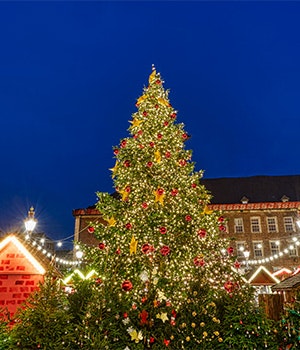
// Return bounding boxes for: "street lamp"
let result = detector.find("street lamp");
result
[243,247,250,270]
[24,207,37,237]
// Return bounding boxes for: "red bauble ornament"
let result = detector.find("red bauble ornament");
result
[155,79,161,85]
[160,245,170,256]
[125,223,132,229]
[142,202,148,209]
[227,246,234,254]
[150,336,155,344]
[179,159,186,166]
[171,188,178,196]
[95,277,102,285]
[185,215,192,222]
[160,227,167,234]
[113,148,119,155]
[147,161,153,167]
[87,226,95,233]
[157,133,163,139]
[124,160,131,167]
[171,309,177,318]
[98,242,106,250]
[224,281,234,293]
[143,111,148,116]
[139,144,144,149]
[149,142,155,147]
[197,229,207,238]
[218,216,225,222]
[194,256,205,266]
[191,183,197,188]
[165,151,171,158]
[164,121,169,126]
[170,112,177,119]
[157,188,164,195]
[125,186,131,193]
[182,133,188,139]
[219,225,226,232]
[122,280,133,291]
[141,243,154,254]
[164,339,170,346]
[123,312,128,318]
[120,139,127,148]
[155,104,159,109]
[116,248,121,254]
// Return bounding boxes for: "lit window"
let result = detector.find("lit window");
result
[251,217,261,233]
[288,242,298,257]
[269,240,280,255]
[234,218,244,233]
[236,242,246,258]
[284,217,295,233]
[267,217,278,233]
[253,241,263,258]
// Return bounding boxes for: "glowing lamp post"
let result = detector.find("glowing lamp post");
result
[24,207,37,237]
[243,248,250,271]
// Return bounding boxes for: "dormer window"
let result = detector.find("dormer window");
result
[241,196,249,204]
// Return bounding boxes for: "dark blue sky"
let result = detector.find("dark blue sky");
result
[1,1,300,244]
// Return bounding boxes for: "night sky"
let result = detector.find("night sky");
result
[1,1,300,245]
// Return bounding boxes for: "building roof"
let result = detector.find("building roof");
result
[272,272,300,291]
[248,266,280,286]
[201,175,300,204]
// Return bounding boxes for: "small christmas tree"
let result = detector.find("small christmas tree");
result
[9,271,75,349]
[82,67,276,348]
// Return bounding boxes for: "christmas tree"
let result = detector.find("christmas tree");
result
[80,67,276,349]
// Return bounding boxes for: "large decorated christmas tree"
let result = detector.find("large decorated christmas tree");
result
[81,67,277,349]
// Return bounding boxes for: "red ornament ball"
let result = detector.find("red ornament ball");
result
[160,245,170,256]
[141,202,148,209]
[191,183,197,188]
[159,227,167,234]
[125,186,131,193]
[120,140,127,148]
[165,151,171,158]
[122,280,133,291]
[164,121,169,126]
[141,243,154,254]
[143,111,148,116]
[157,188,164,195]
[124,160,131,167]
[113,148,119,155]
[157,133,163,139]
[147,161,153,167]
[98,242,106,250]
[227,246,234,254]
[170,112,177,119]
[197,229,207,238]
[125,223,132,229]
[116,248,121,255]
[171,188,178,196]
[182,133,188,139]
[218,216,225,223]
[87,226,95,233]
[155,104,159,109]
[185,215,192,222]
[219,225,226,232]
[149,142,155,147]
[179,159,187,166]
[193,256,205,266]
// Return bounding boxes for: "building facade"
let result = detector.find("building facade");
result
[73,175,300,272]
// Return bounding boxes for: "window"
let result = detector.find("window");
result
[284,217,295,233]
[251,217,261,233]
[234,218,244,233]
[253,241,263,258]
[267,217,278,233]
[236,242,246,258]
[269,241,280,255]
[288,242,298,257]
